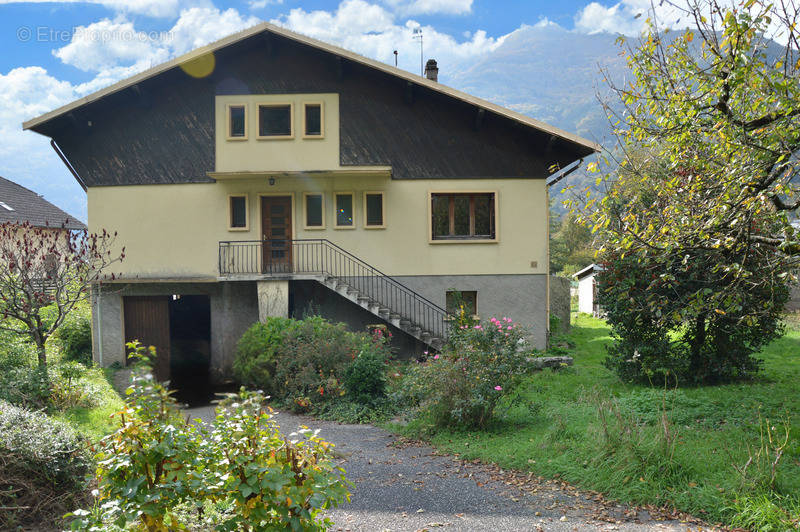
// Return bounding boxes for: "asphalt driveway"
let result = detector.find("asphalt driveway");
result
[187,406,707,532]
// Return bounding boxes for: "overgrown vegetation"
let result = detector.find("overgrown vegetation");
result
[69,342,350,531]
[233,316,392,417]
[393,311,537,429]
[0,401,92,530]
[394,314,800,530]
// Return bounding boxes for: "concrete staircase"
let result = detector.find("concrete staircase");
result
[317,274,445,350]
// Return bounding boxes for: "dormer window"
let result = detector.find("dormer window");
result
[303,103,323,138]
[227,104,247,139]
[258,103,293,139]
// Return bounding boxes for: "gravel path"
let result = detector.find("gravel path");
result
[187,406,708,532]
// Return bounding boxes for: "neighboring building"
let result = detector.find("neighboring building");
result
[573,264,602,316]
[23,22,599,385]
[0,176,85,230]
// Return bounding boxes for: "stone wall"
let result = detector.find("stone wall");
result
[549,276,571,335]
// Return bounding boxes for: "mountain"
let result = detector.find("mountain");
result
[445,23,631,215]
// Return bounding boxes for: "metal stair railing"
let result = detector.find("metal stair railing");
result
[219,239,450,342]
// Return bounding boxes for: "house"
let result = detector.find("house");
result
[22,22,599,386]
[573,263,603,316]
[0,176,85,231]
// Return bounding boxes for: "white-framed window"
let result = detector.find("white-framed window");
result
[334,192,355,229]
[257,103,293,139]
[226,103,248,140]
[303,192,325,229]
[228,194,249,231]
[430,191,497,242]
[363,191,385,228]
[303,102,324,138]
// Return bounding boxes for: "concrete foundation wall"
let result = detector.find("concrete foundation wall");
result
[92,281,259,383]
[392,274,548,350]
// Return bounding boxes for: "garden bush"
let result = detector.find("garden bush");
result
[343,329,389,404]
[396,317,535,429]
[69,342,349,531]
[233,316,393,414]
[55,304,93,365]
[0,400,91,530]
[232,317,299,394]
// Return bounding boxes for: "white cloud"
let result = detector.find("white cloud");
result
[52,7,260,75]
[574,1,654,35]
[0,67,86,219]
[275,0,506,78]
[0,0,212,18]
[53,18,169,72]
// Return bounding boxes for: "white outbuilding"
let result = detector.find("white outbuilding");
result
[573,264,603,316]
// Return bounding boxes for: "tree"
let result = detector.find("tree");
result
[566,0,800,383]
[0,222,124,368]
[550,209,595,275]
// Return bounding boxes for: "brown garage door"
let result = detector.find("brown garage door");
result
[123,296,170,382]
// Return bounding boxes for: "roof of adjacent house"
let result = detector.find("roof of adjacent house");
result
[0,176,86,230]
[572,263,603,280]
[22,21,601,155]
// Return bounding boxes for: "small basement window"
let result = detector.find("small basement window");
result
[228,195,248,230]
[446,290,477,317]
[364,192,385,228]
[304,193,324,229]
[335,193,354,228]
[258,103,293,139]
[431,192,496,241]
[227,104,247,139]
[304,103,323,138]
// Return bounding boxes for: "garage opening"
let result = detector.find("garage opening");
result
[169,295,211,406]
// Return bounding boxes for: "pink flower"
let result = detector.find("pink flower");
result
[424,351,429,355]
[507,326,512,330]
[433,354,439,360]
[494,385,502,391]
[474,325,482,330]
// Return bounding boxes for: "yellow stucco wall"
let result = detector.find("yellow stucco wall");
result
[215,94,340,172]
[87,177,548,279]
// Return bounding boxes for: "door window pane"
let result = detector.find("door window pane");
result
[305,194,323,227]
[258,104,292,137]
[230,196,247,228]
[365,193,384,226]
[336,194,354,227]
[229,105,246,138]
[305,104,322,136]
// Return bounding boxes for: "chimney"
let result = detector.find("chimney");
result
[424,59,438,82]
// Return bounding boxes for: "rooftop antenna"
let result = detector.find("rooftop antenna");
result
[412,28,423,76]
[393,49,398,66]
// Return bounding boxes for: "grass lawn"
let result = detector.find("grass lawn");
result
[53,366,124,442]
[395,313,800,529]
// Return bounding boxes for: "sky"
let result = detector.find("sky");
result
[0,0,672,221]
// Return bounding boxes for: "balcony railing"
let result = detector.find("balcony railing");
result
[219,239,450,342]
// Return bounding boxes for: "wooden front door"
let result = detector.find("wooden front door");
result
[261,196,293,273]
[123,296,171,382]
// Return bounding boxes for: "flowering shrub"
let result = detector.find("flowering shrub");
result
[343,328,390,404]
[68,343,350,531]
[397,317,535,429]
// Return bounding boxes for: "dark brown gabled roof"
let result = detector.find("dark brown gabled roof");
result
[23,21,600,154]
[0,176,85,230]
